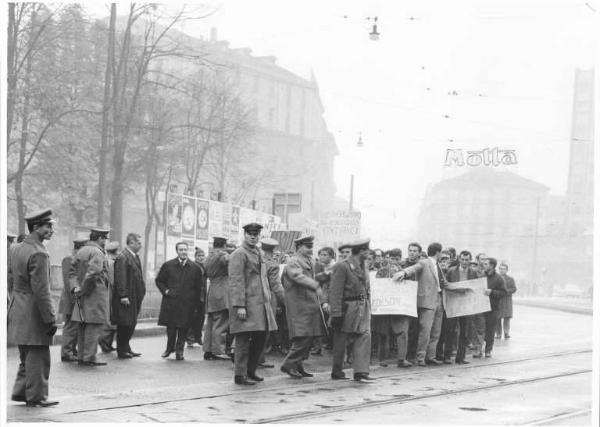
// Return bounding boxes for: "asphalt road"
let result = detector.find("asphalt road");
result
[6,305,592,424]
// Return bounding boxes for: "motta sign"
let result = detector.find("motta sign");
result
[445,147,517,167]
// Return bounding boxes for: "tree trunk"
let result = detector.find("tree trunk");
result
[98,3,116,226]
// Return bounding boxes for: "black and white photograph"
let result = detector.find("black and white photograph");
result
[1,0,598,424]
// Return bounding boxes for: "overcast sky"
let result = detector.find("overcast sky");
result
[87,0,596,247]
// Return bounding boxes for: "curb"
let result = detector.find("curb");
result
[514,300,592,316]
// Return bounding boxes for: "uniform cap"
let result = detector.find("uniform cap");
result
[90,227,110,235]
[7,232,17,239]
[242,222,263,232]
[73,238,88,244]
[260,237,279,248]
[24,208,56,226]
[294,235,314,247]
[105,241,120,252]
[349,238,371,250]
[212,236,228,245]
[338,242,351,251]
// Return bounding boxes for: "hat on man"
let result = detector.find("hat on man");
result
[242,222,263,233]
[260,237,279,249]
[24,208,56,227]
[212,236,228,246]
[349,238,371,251]
[294,235,314,248]
[90,227,110,238]
[106,241,120,252]
[8,232,17,239]
[338,242,351,251]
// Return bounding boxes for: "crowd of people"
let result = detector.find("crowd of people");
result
[6,208,517,407]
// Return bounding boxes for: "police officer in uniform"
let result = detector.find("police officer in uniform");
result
[8,209,59,407]
[329,238,375,382]
[59,238,88,362]
[70,227,111,366]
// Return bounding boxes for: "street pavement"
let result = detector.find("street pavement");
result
[6,305,592,424]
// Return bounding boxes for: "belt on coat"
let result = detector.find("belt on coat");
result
[343,293,369,302]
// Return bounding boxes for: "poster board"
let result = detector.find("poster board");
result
[443,277,491,318]
[371,277,418,317]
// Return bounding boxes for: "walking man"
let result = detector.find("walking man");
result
[8,209,59,407]
[280,236,327,379]
[99,241,120,353]
[156,241,205,360]
[496,262,517,339]
[228,223,284,385]
[482,257,508,357]
[70,227,111,366]
[111,233,146,358]
[329,238,375,382]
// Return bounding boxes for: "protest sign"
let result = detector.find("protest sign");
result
[443,277,491,318]
[195,199,209,240]
[371,277,418,317]
[317,210,361,244]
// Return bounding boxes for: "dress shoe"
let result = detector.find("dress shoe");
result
[297,366,314,377]
[472,352,483,358]
[443,358,453,364]
[280,365,303,379]
[397,359,413,368]
[378,361,389,367]
[310,349,322,356]
[128,351,141,357]
[100,345,116,353]
[234,376,256,385]
[456,359,470,364]
[417,360,427,367]
[331,372,348,380]
[11,395,26,402]
[175,354,184,361]
[247,372,264,382]
[353,373,376,382]
[26,400,59,407]
[425,358,442,366]
[61,355,78,362]
[117,353,133,359]
[485,352,492,358]
[258,362,274,368]
[78,360,107,366]
[161,350,174,358]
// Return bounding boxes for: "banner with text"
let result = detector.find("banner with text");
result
[371,277,418,317]
[443,277,491,318]
[317,210,361,245]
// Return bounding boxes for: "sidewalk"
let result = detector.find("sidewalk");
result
[513,297,592,315]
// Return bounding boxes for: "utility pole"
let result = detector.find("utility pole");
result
[349,174,354,212]
[531,197,541,294]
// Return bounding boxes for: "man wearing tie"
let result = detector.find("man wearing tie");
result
[394,242,446,367]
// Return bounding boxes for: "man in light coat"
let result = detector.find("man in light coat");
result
[98,241,120,353]
[394,242,447,367]
[8,209,59,407]
[228,223,284,385]
[70,227,111,366]
[280,236,327,379]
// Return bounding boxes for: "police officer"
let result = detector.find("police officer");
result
[70,227,111,366]
[59,238,88,362]
[280,236,327,379]
[8,209,59,407]
[203,236,232,361]
[329,238,375,382]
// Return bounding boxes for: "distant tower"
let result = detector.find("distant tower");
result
[565,68,594,235]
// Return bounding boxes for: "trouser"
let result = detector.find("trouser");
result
[203,309,229,354]
[12,345,51,402]
[406,317,419,360]
[60,314,79,358]
[436,311,449,359]
[445,316,469,362]
[187,308,205,344]
[375,316,411,361]
[166,327,188,355]
[416,294,444,361]
[484,311,498,354]
[496,317,511,337]
[98,323,116,350]
[116,324,136,355]
[233,331,267,377]
[282,336,314,370]
[332,330,371,376]
[470,313,486,352]
[76,322,103,362]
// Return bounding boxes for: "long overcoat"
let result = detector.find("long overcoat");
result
[228,241,284,334]
[7,234,56,346]
[496,274,516,318]
[205,249,230,313]
[58,255,75,316]
[111,248,146,326]
[69,241,110,325]
[264,251,281,314]
[282,253,327,338]
[155,258,204,328]
[329,256,371,334]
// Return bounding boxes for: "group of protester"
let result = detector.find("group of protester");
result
[6,208,516,407]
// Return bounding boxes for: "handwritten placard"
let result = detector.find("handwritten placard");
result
[443,277,491,317]
[371,278,418,317]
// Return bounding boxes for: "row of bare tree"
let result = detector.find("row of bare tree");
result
[7,3,268,269]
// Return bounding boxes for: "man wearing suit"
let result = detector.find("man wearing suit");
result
[481,257,508,357]
[8,209,59,407]
[59,238,87,362]
[443,250,479,364]
[111,233,146,359]
[280,235,327,379]
[496,262,517,339]
[394,242,446,366]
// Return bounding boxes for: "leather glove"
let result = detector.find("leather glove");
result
[330,316,343,331]
[47,323,58,337]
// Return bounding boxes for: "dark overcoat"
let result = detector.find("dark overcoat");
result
[282,253,327,338]
[58,255,75,316]
[155,258,204,328]
[228,242,284,334]
[329,257,371,334]
[7,234,56,346]
[486,271,508,312]
[264,251,282,314]
[111,248,146,326]
[496,274,516,318]
[205,249,230,313]
[69,241,110,324]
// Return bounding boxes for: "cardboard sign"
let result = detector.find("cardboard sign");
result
[443,277,491,318]
[371,278,418,317]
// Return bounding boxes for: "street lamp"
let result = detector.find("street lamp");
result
[369,17,380,40]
